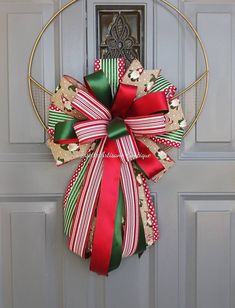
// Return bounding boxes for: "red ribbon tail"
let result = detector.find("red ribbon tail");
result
[90,140,121,275]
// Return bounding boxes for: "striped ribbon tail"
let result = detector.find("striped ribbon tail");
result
[125,115,167,136]
[72,90,111,120]
[63,149,93,236]
[121,162,140,257]
[74,119,108,144]
[116,134,139,162]
[68,139,106,257]
[94,58,126,95]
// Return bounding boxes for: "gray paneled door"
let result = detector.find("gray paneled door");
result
[0,0,235,308]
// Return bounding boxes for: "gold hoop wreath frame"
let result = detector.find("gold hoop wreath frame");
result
[28,0,209,141]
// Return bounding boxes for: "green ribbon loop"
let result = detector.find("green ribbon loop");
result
[107,117,129,139]
[85,70,113,109]
[54,119,78,143]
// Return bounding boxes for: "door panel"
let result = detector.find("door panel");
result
[0,198,62,308]
[0,2,55,162]
[181,3,235,159]
[178,194,235,308]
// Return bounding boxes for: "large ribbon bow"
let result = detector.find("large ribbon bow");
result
[53,69,170,275]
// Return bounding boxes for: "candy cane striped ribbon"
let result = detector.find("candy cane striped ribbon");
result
[125,114,167,136]
[121,162,140,257]
[74,119,109,144]
[68,139,106,257]
[72,90,111,120]
[116,134,139,162]
[63,150,92,236]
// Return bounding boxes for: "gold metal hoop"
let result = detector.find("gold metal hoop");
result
[28,0,209,136]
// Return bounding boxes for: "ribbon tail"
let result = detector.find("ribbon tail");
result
[136,217,147,257]
[121,162,140,257]
[108,185,124,273]
[68,139,106,258]
[63,148,93,236]
[141,174,160,242]
[90,140,121,275]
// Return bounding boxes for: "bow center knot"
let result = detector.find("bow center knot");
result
[107,117,129,140]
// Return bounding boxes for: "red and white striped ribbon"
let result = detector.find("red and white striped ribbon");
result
[72,90,111,120]
[125,114,166,136]
[116,134,139,162]
[68,138,106,257]
[74,119,109,144]
[121,162,140,257]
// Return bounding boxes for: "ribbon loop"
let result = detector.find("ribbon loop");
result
[111,83,137,118]
[74,119,108,144]
[127,92,169,117]
[125,114,167,136]
[84,70,113,109]
[54,119,78,144]
[72,89,111,120]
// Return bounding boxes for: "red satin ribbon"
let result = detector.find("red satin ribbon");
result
[135,140,165,179]
[90,139,121,275]
[111,83,137,118]
[127,92,168,117]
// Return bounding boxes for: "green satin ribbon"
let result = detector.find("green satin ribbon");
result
[109,185,124,272]
[54,119,78,143]
[85,70,113,109]
[107,117,129,139]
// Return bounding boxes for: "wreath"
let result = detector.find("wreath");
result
[28,0,209,276]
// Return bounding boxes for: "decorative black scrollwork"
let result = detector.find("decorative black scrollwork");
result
[103,14,139,66]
